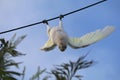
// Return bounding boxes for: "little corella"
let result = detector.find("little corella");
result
[41,18,115,52]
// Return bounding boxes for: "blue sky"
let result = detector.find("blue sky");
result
[0,0,120,80]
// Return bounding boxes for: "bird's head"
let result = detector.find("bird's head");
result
[59,45,67,52]
[58,42,67,52]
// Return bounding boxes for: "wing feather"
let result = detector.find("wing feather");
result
[68,26,115,48]
[40,38,56,51]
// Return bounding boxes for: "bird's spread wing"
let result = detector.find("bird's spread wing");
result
[41,38,56,51]
[68,26,115,48]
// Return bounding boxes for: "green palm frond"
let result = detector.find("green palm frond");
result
[0,34,26,80]
[51,54,94,80]
[30,66,46,80]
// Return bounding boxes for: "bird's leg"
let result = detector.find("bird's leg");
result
[42,19,49,28]
[59,15,64,28]
[42,20,51,36]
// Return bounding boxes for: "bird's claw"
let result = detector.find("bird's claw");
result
[59,14,64,20]
[42,19,48,25]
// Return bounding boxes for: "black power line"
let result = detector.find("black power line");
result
[0,0,107,35]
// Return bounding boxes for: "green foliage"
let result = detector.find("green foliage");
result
[0,34,26,80]
[30,66,46,80]
[21,66,26,80]
[50,54,94,80]
[22,66,51,80]
[28,54,94,80]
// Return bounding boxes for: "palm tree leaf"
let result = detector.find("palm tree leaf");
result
[3,76,17,80]
[14,35,26,46]
[5,71,22,76]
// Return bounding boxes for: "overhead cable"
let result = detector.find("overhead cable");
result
[0,0,107,34]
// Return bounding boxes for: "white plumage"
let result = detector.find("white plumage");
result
[41,20,115,52]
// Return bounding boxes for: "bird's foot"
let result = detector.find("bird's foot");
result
[59,14,64,20]
[42,19,48,25]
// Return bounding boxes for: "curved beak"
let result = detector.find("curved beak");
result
[59,45,67,52]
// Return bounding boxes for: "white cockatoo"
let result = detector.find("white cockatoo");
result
[41,18,115,52]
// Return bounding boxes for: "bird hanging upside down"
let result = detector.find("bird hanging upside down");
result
[40,16,115,52]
